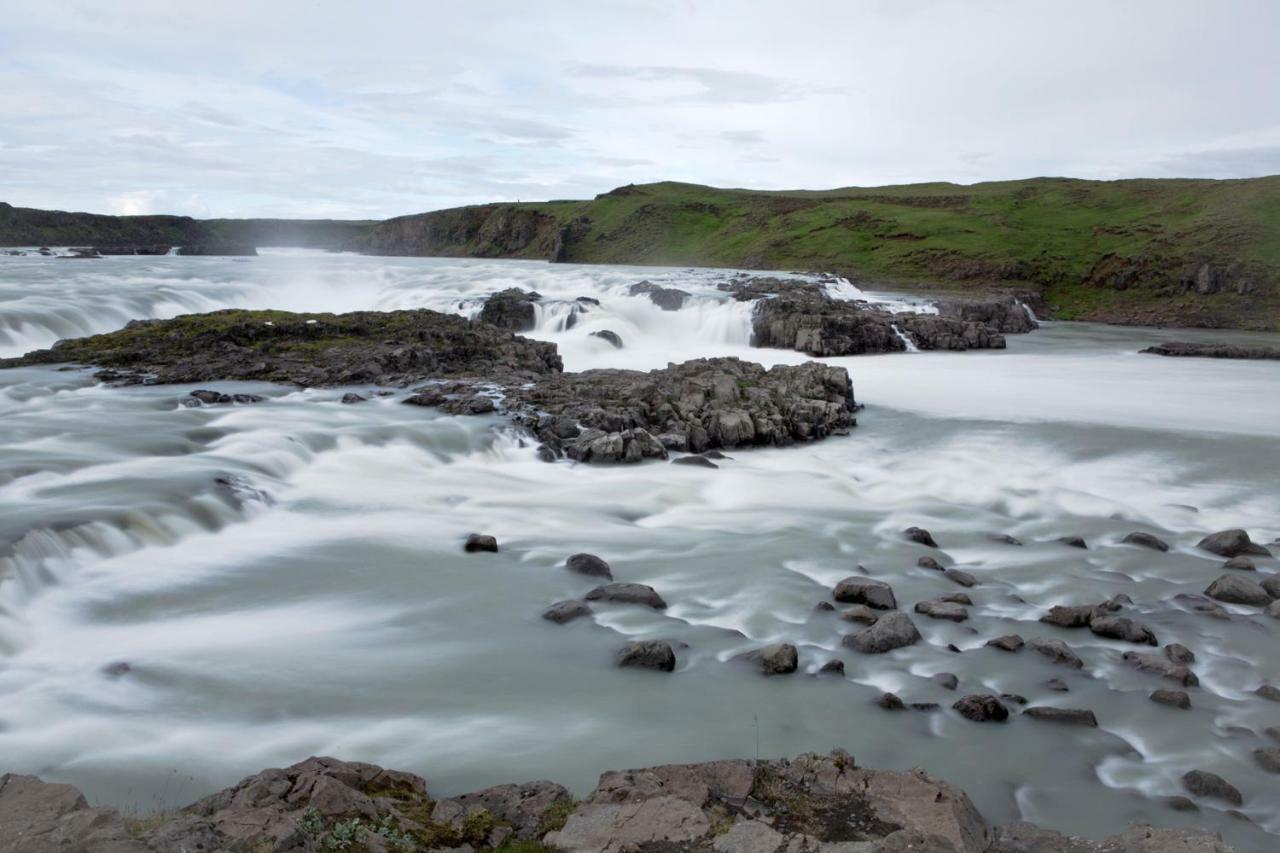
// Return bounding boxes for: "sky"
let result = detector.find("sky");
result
[1,0,1278,220]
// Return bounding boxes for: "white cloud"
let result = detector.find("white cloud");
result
[0,0,1277,218]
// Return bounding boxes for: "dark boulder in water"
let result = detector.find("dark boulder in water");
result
[903,526,939,547]
[177,243,257,256]
[1181,770,1243,806]
[736,643,799,675]
[952,694,1009,722]
[833,576,897,609]
[1142,341,1280,360]
[944,569,977,588]
[1122,651,1198,686]
[183,389,265,406]
[914,600,968,622]
[985,634,1024,653]
[584,582,667,609]
[542,600,591,624]
[565,553,613,579]
[1089,615,1158,646]
[1122,531,1170,551]
[1030,637,1085,669]
[1204,574,1273,606]
[1056,535,1088,549]
[1022,706,1097,727]
[479,287,540,331]
[843,611,921,654]
[876,692,906,710]
[932,672,959,690]
[464,533,498,553]
[340,392,366,404]
[671,454,718,469]
[589,329,623,348]
[616,641,676,672]
[1197,528,1272,558]
[1150,689,1191,709]
[628,280,690,311]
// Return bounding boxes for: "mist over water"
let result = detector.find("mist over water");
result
[1,251,1279,849]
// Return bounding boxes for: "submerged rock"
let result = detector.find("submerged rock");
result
[542,600,592,624]
[953,694,1009,722]
[903,526,939,547]
[843,611,922,654]
[736,643,799,675]
[1029,637,1085,669]
[833,576,897,609]
[584,582,668,609]
[1181,770,1243,806]
[1056,535,1088,549]
[616,641,676,672]
[464,533,499,553]
[1142,341,1280,360]
[932,672,960,690]
[1122,531,1170,551]
[1151,689,1192,709]
[1022,706,1098,727]
[590,329,624,348]
[565,552,613,579]
[986,634,1025,653]
[915,599,969,622]
[1197,529,1272,558]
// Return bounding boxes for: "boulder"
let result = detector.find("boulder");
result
[628,281,691,311]
[1204,574,1273,606]
[339,392,366,404]
[833,576,897,609]
[915,600,969,622]
[876,692,907,710]
[945,569,977,588]
[1254,747,1280,774]
[1165,643,1196,664]
[737,643,799,675]
[616,641,676,672]
[988,533,1023,546]
[1224,556,1256,571]
[932,672,960,690]
[1045,678,1069,692]
[1122,651,1199,686]
[566,552,613,579]
[840,604,880,625]
[585,583,667,609]
[542,600,591,624]
[953,694,1009,722]
[464,533,499,553]
[1122,531,1170,552]
[671,454,718,468]
[590,330,624,349]
[1197,529,1272,558]
[1181,770,1243,806]
[904,526,939,547]
[843,611,922,654]
[1056,535,1088,549]
[1256,684,1280,702]
[941,592,973,605]
[0,773,146,853]
[918,556,945,571]
[1040,604,1101,628]
[818,659,845,675]
[479,287,540,331]
[1261,575,1280,598]
[1022,707,1098,727]
[1029,637,1085,669]
[1089,615,1158,645]
[1150,689,1191,709]
[1267,600,1280,619]
[986,634,1025,652]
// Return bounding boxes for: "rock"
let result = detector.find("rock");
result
[1029,637,1085,669]
[712,819,786,853]
[1197,529,1272,558]
[464,533,498,553]
[1173,593,1230,619]
[737,643,799,675]
[904,526,939,547]
[818,659,845,675]
[1254,747,1280,773]
[102,661,132,678]
[941,593,973,605]
[1142,341,1280,360]
[840,604,880,625]
[1056,535,1088,549]
[986,634,1025,652]
[672,454,718,468]
[1165,796,1199,812]
[1001,693,1028,706]
[953,694,1009,722]
[992,821,1232,852]
[628,281,691,311]
[0,773,146,853]
[1224,556,1256,571]
[1256,684,1280,702]
[1261,575,1280,598]
[1204,573,1273,606]
[185,389,266,406]
[177,243,257,256]
[932,672,959,690]
[813,601,835,613]
[1122,531,1170,552]
[616,641,676,672]
[1150,689,1191,709]
[1040,604,1098,628]
[339,392,366,404]
[542,600,591,624]
[988,533,1023,546]
[479,287,540,331]
[590,329,624,348]
[915,600,969,622]
[1089,615,1158,645]
[1045,678,1069,692]
[1267,600,1280,619]
[1122,651,1199,686]
[833,576,897,609]
[918,556,945,571]
[1267,726,1280,743]
[585,583,668,609]
[1022,707,1097,727]
[843,611,922,654]
[944,569,977,588]
[1165,643,1195,664]
[566,552,613,579]
[1181,769,1243,806]
[431,779,572,842]
[876,692,907,710]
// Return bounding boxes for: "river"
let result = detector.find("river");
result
[1,250,1277,849]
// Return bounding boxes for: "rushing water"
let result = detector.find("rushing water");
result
[1,251,1279,849]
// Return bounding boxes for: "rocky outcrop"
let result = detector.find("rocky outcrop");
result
[0,752,1241,853]
[629,281,691,310]
[933,295,1039,333]
[478,288,540,331]
[1142,341,1280,360]
[1,308,563,387]
[355,204,561,258]
[176,243,258,256]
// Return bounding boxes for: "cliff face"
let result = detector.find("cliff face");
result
[353,178,1280,331]
[355,204,562,257]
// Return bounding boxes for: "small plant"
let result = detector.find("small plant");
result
[374,814,417,851]
[298,807,369,852]
[535,798,575,836]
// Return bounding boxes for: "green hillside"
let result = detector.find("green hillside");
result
[360,177,1280,330]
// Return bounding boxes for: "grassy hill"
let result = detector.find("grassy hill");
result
[359,178,1280,330]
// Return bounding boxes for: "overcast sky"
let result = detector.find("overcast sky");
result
[2,0,1278,219]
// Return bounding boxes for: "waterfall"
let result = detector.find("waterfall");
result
[892,324,920,353]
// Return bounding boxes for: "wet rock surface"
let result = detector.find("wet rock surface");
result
[478,287,541,331]
[844,611,922,653]
[1142,341,1280,360]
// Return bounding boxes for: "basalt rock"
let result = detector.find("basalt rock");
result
[1089,615,1158,646]
[843,611,922,654]
[986,634,1025,652]
[1030,637,1085,669]
[629,280,691,311]
[833,576,897,610]
[953,694,1009,722]
[1151,689,1192,709]
[1122,651,1199,686]
[1197,529,1272,558]
[1122,531,1170,552]
[915,600,969,622]
[1204,574,1273,606]
[1022,706,1098,727]
[478,287,540,331]
[616,641,676,671]
[737,643,799,675]
[464,533,498,553]
[585,583,668,610]
[566,552,613,579]
[1142,341,1280,360]
[904,526,939,547]
[542,600,592,624]
[1181,770,1243,806]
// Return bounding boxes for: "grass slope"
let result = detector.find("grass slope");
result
[375,177,1280,329]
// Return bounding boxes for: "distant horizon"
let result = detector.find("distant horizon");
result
[7,171,1280,223]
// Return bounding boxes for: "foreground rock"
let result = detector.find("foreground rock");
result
[0,752,1238,853]
[843,611,922,653]
[616,641,677,671]
[1142,341,1280,360]
[479,287,540,331]
[1197,529,1272,558]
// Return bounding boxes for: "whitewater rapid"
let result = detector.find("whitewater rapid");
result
[1,250,1279,850]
